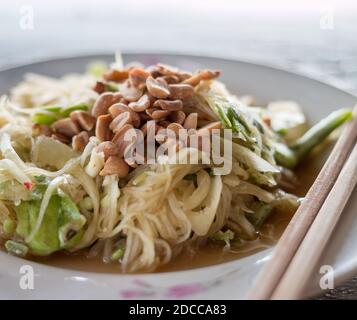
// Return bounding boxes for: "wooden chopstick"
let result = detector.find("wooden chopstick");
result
[272,143,357,299]
[248,105,357,300]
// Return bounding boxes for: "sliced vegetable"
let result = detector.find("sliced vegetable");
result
[31,106,61,125]
[15,195,61,255]
[87,61,108,78]
[3,218,16,234]
[247,203,273,230]
[0,180,31,202]
[60,103,88,117]
[232,142,279,173]
[106,83,119,92]
[267,101,307,142]
[131,172,148,186]
[111,244,125,261]
[206,95,253,143]
[234,181,275,203]
[31,136,77,169]
[5,240,28,257]
[187,175,222,236]
[58,193,86,249]
[273,142,298,169]
[31,104,89,125]
[210,229,234,249]
[79,196,94,211]
[42,106,62,113]
[14,180,86,255]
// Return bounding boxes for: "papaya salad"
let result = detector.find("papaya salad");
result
[0,55,353,272]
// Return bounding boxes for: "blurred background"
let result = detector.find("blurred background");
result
[1,0,357,93]
[1,0,357,299]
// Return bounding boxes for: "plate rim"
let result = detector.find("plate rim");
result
[1,50,356,101]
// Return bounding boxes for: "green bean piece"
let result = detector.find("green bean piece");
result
[60,104,89,117]
[273,142,298,169]
[111,246,125,261]
[292,108,353,159]
[274,108,353,168]
[43,106,62,113]
[31,112,58,125]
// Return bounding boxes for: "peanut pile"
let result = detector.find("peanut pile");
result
[34,64,222,177]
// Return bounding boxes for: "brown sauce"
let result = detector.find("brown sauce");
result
[4,145,331,274]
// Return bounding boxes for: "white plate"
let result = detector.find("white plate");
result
[0,54,356,299]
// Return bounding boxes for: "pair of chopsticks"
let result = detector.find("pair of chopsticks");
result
[248,105,357,300]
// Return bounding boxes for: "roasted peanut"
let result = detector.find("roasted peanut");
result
[183,113,198,129]
[51,132,71,144]
[167,122,184,136]
[128,94,151,112]
[140,120,156,137]
[155,64,179,76]
[112,124,136,158]
[139,112,152,122]
[155,128,168,144]
[108,103,129,118]
[146,76,170,99]
[177,71,192,81]
[51,118,80,137]
[32,123,52,137]
[70,111,96,131]
[262,115,271,127]
[103,69,129,82]
[168,110,186,125]
[129,67,151,88]
[100,156,130,177]
[96,141,119,160]
[120,80,144,102]
[147,64,191,80]
[183,69,220,86]
[95,114,113,141]
[109,112,132,133]
[146,65,162,78]
[168,84,195,100]
[166,137,184,155]
[112,123,133,144]
[109,103,141,128]
[158,75,180,84]
[93,81,106,94]
[72,131,90,152]
[146,108,171,120]
[153,99,183,111]
[92,92,122,118]
[197,121,222,134]
[157,120,171,128]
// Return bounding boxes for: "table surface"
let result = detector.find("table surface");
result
[0,0,356,299]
